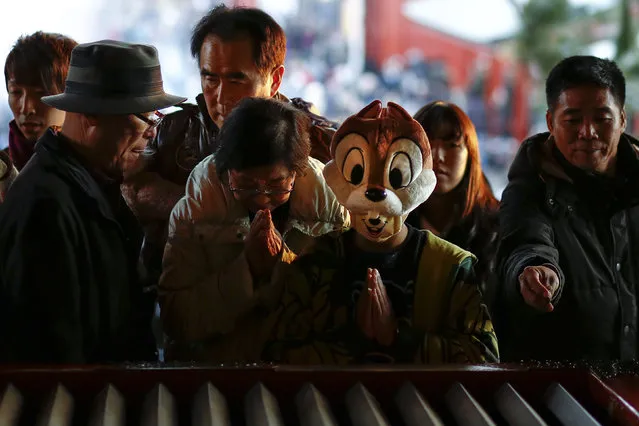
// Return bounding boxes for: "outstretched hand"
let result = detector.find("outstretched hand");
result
[519,265,560,312]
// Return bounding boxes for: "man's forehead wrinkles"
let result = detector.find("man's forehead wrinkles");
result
[201,64,253,75]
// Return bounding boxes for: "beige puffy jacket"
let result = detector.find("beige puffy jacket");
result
[158,155,349,361]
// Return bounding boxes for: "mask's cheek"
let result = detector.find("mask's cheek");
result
[394,169,437,215]
[323,161,355,205]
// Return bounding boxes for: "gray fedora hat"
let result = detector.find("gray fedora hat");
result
[41,40,187,114]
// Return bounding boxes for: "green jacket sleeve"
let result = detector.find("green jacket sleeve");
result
[411,258,499,363]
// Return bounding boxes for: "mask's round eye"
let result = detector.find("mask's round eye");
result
[388,152,412,189]
[342,148,365,185]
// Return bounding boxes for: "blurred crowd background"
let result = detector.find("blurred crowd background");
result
[1,0,638,197]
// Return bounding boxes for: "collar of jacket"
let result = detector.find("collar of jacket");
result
[520,131,639,210]
[8,120,35,171]
[193,91,337,131]
[274,92,339,129]
[193,92,291,134]
[524,131,639,183]
[185,155,349,237]
[35,129,123,223]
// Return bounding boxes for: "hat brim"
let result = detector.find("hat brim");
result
[41,92,188,114]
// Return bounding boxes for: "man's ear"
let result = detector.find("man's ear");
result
[546,110,554,133]
[620,108,627,132]
[269,65,285,97]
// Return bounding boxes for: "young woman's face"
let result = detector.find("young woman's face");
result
[428,123,468,194]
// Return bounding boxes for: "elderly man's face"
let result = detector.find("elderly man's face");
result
[199,35,282,129]
[547,85,626,176]
[7,78,66,141]
[94,112,160,180]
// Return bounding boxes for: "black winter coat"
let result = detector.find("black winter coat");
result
[0,130,155,363]
[496,132,639,362]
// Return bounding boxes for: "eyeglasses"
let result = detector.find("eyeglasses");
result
[227,172,296,196]
[134,111,164,130]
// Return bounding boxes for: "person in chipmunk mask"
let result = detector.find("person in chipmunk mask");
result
[263,100,498,364]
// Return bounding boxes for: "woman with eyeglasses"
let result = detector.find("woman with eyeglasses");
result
[158,97,349,362]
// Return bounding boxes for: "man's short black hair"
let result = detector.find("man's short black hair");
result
[215,97,311,178]
[190,5,286,75]
[546,55,626,111]
[4,31,77,94]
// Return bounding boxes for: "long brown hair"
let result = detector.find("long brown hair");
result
[413,101,498,218]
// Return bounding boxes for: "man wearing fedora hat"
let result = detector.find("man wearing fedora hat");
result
[0,40,186,363]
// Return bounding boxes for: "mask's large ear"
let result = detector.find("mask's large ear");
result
[330,99,384,157]
[384,102,433,168]
[387,102,414,121]
[358,100,383,118]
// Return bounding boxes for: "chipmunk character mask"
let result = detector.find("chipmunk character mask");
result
[323,100,436,242]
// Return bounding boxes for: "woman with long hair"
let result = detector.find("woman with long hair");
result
[408,101,499,306]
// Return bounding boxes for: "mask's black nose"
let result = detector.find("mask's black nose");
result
[365,188,387,202]
[368,218,381,226]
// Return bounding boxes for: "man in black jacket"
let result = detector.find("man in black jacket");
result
[121,5,338,283]
[496,55,639,362]
[0,40,186,363]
